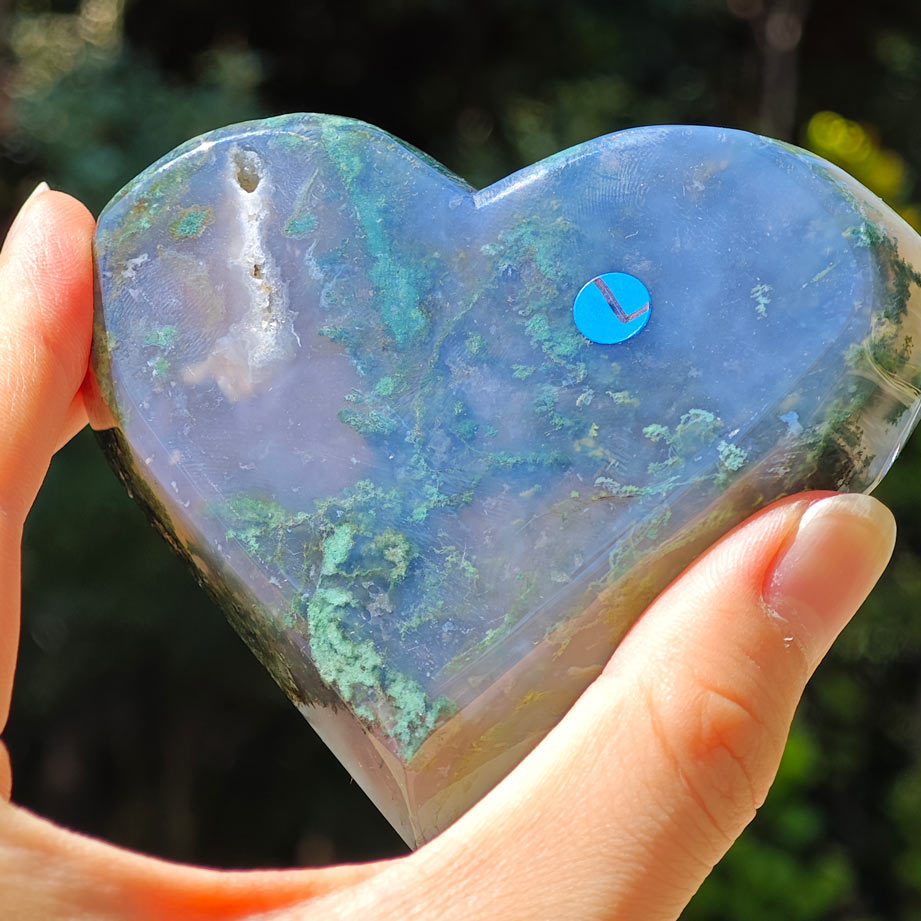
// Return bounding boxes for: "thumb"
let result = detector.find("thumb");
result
[339,492,896,921]
[0,185,95,792]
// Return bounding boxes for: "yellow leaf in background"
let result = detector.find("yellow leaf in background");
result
[805,109,916,219]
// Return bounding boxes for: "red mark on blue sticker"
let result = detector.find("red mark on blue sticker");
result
[573,272,652,344]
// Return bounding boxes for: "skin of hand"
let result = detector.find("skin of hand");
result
[0,185,898,921]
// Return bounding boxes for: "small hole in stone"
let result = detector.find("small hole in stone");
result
[233,150,262,193]
[252,264,263,278]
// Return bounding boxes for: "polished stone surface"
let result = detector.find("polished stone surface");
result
[91,115,921,846]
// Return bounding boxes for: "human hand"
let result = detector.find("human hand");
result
[0,186,897,920]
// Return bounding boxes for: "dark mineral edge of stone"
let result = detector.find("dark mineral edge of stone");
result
[88,114,921,847]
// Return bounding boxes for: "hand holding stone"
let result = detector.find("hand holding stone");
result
[0,186,897,921]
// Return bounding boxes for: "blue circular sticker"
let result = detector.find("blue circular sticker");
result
[573,272,651,344]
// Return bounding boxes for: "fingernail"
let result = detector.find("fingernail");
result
[4,181,50,251]
[763,493,896,670]
[22,180,50,207]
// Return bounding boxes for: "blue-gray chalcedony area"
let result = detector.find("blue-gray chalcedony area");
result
[91,114,921,847]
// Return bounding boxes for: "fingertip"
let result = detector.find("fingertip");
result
[8,189,95,303]
[3,186,95,281]
[0,187,96,517]
[3,186,95,260]
[13,185,95,235]
[764,492,896,671]
[0,187,95,379]
[622,491,832,654]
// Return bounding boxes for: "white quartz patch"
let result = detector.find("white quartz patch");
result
[184,147,300,400]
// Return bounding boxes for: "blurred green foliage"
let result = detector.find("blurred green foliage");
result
[6,0,921,916]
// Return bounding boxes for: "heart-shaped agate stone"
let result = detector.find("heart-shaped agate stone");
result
[89,115,921,847]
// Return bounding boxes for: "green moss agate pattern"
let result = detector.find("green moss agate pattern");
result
[90,115,921,847]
